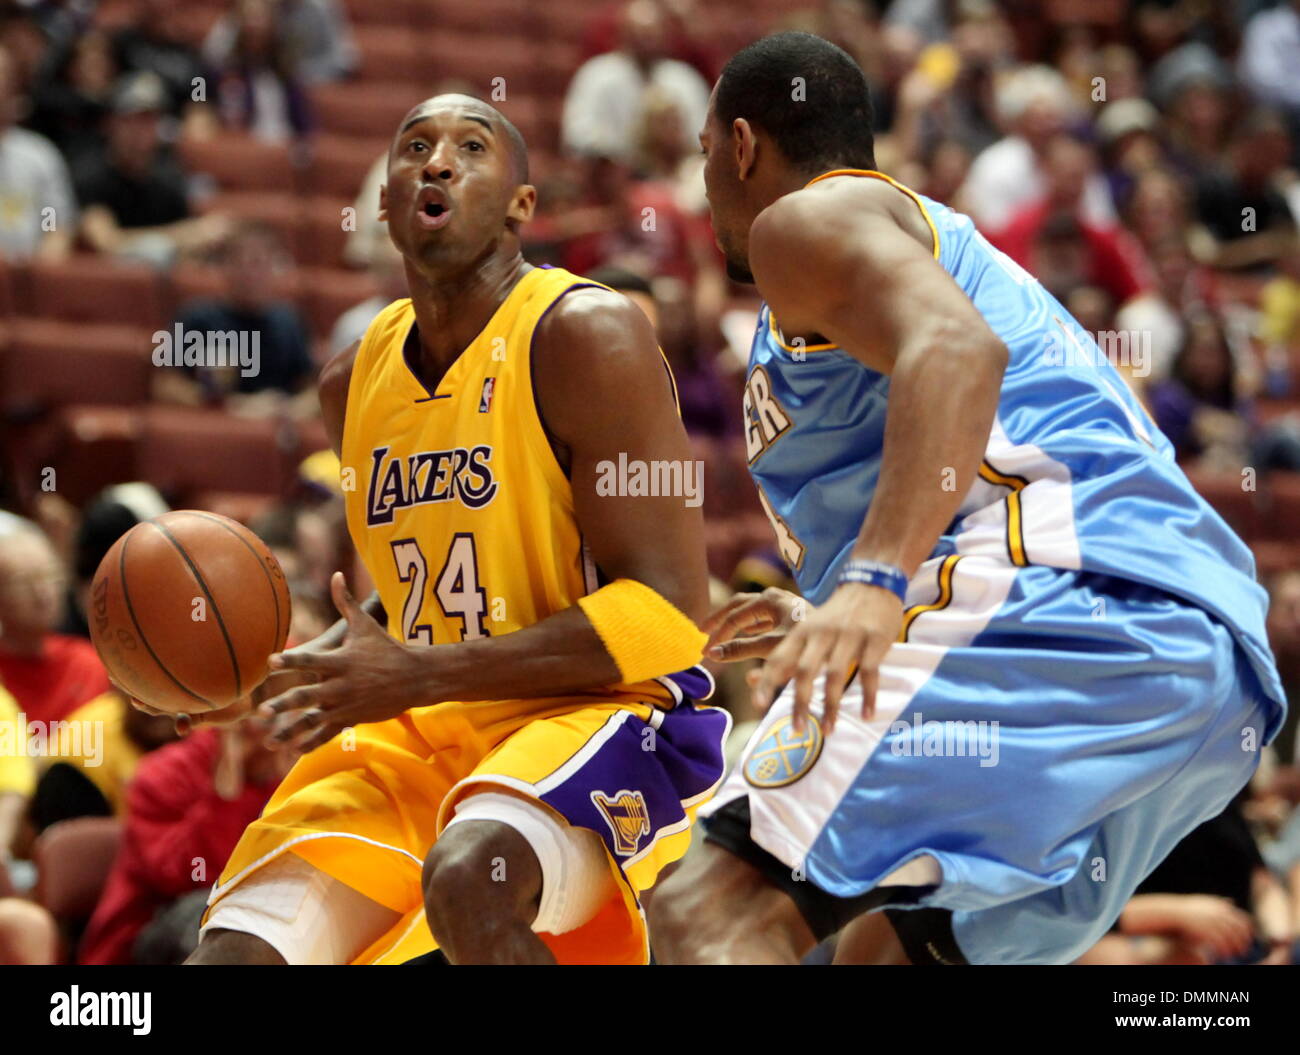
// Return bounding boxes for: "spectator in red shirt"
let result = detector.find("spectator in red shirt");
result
[0,521,109,726]
[989,134,1154,310]
[79,718,292,965]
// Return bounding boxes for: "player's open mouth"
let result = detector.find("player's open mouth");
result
[417,188,453,230]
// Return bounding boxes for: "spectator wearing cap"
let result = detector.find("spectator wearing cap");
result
[958,65,1115,232]
[111,0,217,140]
[75,71,229,264]
[1148,41,1234,176]
[1096,97,1164,213]
[0,43,75,261]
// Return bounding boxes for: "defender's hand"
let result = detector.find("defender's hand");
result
[751,583,903,736]
[259,572,422,753]
[704,587,805,662]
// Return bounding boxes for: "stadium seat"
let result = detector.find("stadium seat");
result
[432,0,534,36]
[307,135,387,201]
[2,320,155,414]
[1183,467,1262,540]
[312,83,421,140]
[189,491,283,526]
[0,258,15,318]
[24,256,166,330]
[137,406,295,501]
[341,0,422,27]
[180,134,297,194]
[195,191,305,261]
[422,34,540,96]
[296,266,379,340]
[1263,472,1300,540]
[353,25,425,81]
[297,196,358,271]
[41,406,144,506]
[33,817,123,926]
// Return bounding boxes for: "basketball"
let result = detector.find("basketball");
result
[88,510,292,714]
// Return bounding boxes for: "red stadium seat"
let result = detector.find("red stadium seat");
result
[298,196,358,270]
[41,405,144,506]
[180,134,297,194]
[312,82,420,140]
[1263,472,1300,540]
[1183,467,1262,541]
[340,0,422,26]
[431,0,533,35]
[0,258,16,318]
[296,266,379,339]
[196,191,305,260]
[2,320,155,413]
[420,34,540,96]
[24,256,166,330]
[34,817,123,925]
[137,406,295,501]
[166,263,228,316]
[353,25,425,81]
[189,491,283,526]
[307,136,386,201]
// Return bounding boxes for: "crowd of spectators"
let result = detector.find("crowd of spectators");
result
[0,0,1299,966]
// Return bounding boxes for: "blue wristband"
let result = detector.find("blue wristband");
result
[837,559,908,602]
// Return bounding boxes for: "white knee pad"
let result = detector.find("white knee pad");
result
[445,791,617,936]
[201,851,402,965]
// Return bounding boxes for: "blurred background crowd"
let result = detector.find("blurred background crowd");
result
[1,0,1299,967]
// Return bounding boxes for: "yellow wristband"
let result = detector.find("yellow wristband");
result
[577,579,707,685]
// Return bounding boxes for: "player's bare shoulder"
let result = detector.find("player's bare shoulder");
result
[749,176,934,328]
[531,285,674,439]
[532,284,661,376]
[318,338,361,457]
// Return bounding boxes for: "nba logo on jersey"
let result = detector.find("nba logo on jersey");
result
[591,789,651,856]
[479,377,496,413]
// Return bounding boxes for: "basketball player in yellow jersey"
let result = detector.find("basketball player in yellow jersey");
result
[183,95,730,965]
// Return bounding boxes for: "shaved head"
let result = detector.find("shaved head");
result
[396,93,529,184]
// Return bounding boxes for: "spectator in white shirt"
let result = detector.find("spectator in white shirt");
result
[0,44,74,261]
[561,0,709,166]
[958,64,1115,233]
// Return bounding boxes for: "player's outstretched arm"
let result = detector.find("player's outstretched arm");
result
[262,288,711,752]
[746,180,1008,734]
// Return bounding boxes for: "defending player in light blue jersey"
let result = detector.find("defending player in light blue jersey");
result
[649,32,1287,965]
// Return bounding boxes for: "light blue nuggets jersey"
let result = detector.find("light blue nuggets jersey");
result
[743,169,1286,716]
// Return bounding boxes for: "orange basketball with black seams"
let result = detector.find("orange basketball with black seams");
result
[89,510,292,714]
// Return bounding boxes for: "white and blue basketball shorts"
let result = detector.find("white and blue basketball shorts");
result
[699,555,1278,964]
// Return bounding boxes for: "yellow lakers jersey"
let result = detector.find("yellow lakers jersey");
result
[341,265,678,713]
